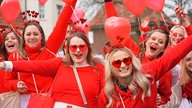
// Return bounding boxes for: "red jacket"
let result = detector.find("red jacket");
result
[3,0,77,94]
[12,57,105,108]
[98,35,192,108]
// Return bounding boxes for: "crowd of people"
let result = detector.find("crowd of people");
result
[0,0,192,108]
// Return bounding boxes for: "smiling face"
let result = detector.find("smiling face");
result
[69,36,88,65]
[145,31,167,58]
[4,32,19,53]
[24,25,42,48]
[170,27,185,47]
[111,50,133,79]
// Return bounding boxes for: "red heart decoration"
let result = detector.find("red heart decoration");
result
[104,16,131,45]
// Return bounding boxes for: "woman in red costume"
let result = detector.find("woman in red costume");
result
[0,32,105,108]
[3,0,77,107]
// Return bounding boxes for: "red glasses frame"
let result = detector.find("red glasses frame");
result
[69,44,87,52]
[112,57,132,68]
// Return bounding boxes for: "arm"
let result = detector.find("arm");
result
[3,58,62,76]
[46,0,77,54]
[104,0,118,17]
[142,36,192,80]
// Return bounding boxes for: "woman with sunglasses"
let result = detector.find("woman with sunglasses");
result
[104,0,172,106]
[0,32,105,108]
[3,0,77,107]
[97,29,192,107]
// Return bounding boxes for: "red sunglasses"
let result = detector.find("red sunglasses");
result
[112,57,132,68]
[69,44,87,52]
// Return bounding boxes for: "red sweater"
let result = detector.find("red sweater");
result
[142,55,172,105]
[11,57,105,108]
[3,0,77,94]
[98,35,192,108]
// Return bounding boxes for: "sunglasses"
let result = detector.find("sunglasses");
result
[69,44,87,52]
[112,57,132,68]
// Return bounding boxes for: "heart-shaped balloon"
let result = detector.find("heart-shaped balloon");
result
[0,0,20,24]
[104,16,131,45]
[62,0,73,4]
[38,0,47,5]
[71,8,85,23]
[146,0,165,12]
[124,0,146,17]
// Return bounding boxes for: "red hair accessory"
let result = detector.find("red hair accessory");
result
[152,26,169,35]
[21,10,39,26]
[103,42,124,54]
[68,18,91,34]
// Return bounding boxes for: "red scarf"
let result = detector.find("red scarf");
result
[24,43,43,60]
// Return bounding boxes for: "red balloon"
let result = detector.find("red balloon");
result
[146,0,165,12]
[0,0,20,24]
[38,0,47,5]
[124,0,146,17]
[104,16,131,45]
[62,0,73,4]
[71,8,85,23]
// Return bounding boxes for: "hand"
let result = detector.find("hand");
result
[175,6,189,27]
[141,17,150,28]
[156,93,162,106]
[17,81,28,93]
[0,62,5,70]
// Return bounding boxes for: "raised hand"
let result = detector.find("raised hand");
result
[175,6,189,27]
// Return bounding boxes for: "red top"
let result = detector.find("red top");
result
[142,55,172,105]
[12,57,105,108]
[98,35,192,108]
[3,0,77,94]
[183,80,192,101]
[105,1,171,105]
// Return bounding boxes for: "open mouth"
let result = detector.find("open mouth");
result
[75,53,83,59]
[150,45,157,52]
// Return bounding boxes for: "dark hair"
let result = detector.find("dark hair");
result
[21,22,45,58]
[63,32,96,68]
[0,30,21,60]
[139,28,170,60]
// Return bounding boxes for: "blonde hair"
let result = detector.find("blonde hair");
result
[170,25,188,38]
[180,51,192,85]
[104,46,151,107]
